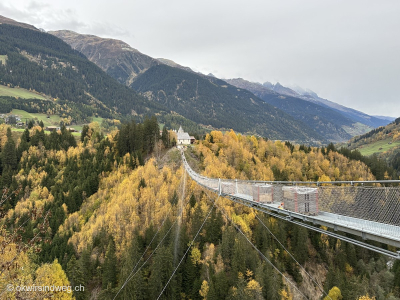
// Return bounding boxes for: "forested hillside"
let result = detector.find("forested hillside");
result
[0,23,209,135]
[344,117,400,176]
[0,24,165,120]
[0,117,162,299]
[2,120,398,299]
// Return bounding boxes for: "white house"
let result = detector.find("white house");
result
[177,126,191,146]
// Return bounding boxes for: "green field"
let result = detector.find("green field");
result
[358,138,400,156]
[89,116,105,124]
[0,84,47,100]
[11,109,63,128]
[7,109,117,136]
[9,109,98,133]
[0,55,7,65]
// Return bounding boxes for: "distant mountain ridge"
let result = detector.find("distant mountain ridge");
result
[372,115,396,122]
[0,16,324,141]
[49,30,160,86]
[130,64,324,141]
[0,15,39,31]
[49,29,327,142]
[226,78,391,136]
[156,58,194,73]
[262,80,389,128]
[46,21,390,142]
[225,78,355,142]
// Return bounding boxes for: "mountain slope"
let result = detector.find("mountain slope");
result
[0,23,165,120]
[156,58,194,72]
[0,15,39,31]
[342,118,400,176]
[226,78,355,142]
[49,30,160,86]
[131,64,324,142]
[51,29,326,142]
[346,118,400,154]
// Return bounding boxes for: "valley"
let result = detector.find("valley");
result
[0,15,399,300]
[50,29,393,144]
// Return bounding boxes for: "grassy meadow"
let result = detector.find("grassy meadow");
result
[0,55,7,65]
[358,138,400,156]
[0,84,47,100]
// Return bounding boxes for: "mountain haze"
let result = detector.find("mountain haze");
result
[252,80,391,129]
[283,83,390,128]
[226,78,355,142]
[226,78,393,140]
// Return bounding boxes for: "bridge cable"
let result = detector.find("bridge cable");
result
[201,189,308,300]
[156,195,220,300]
[113,167,187,300]
[254,213,331,300]
[182,153,308,299]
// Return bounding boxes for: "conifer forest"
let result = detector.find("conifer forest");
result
[1,121,399,299]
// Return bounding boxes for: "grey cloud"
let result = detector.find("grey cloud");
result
[0,1,131,38]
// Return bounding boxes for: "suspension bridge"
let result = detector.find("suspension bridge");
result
[181,150,400,259]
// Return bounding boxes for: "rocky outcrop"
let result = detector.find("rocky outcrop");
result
[49,30,159,86]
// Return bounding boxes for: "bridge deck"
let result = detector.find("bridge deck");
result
[182,152,400,255]
[228,192,400,248]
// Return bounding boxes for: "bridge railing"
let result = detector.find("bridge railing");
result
[182,151,400,227]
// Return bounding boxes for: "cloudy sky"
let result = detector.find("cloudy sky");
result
[1,0,400,117]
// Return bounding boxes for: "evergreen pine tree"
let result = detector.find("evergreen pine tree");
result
[291,225,309,265]
[189,193,197,208]
[66,256,87,300]
[393,260,400,292]
[81,125,90,143]
[120,236,147,300]
[148,245,173,299]
[2,127,17,170]
[204,209,223,244]
[79,248,93,283]
[162,126,169,148]
[102,238,118,289]
[17,128,30,160]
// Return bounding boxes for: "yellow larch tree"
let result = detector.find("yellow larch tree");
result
[34,259,74,300]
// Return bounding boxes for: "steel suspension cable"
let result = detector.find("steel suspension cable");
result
[202,189,308,300]
[156,195,220,300]
[254,213,331,300]
[113,167,187,300]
